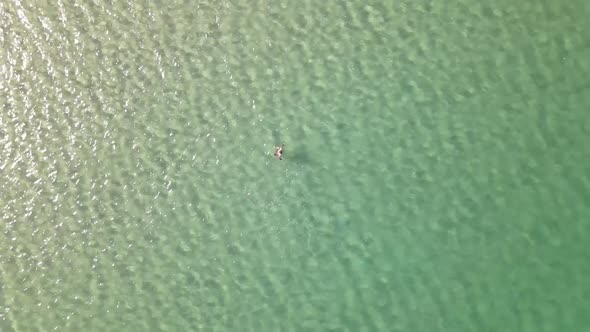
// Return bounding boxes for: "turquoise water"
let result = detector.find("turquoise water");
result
[1,1,589,331]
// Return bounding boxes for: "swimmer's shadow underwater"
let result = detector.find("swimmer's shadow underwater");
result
[286,146,312,164]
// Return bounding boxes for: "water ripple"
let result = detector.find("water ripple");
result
[1,0,589,331]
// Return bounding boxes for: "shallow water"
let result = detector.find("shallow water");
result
[1,1,589,331]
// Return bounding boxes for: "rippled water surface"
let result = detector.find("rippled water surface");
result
[1,1,589,331]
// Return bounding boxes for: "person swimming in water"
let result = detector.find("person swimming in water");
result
[274,144,284,160]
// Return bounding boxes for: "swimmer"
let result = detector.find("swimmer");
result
[274,144,284,160]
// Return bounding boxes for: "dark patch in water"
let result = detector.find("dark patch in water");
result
[334,219,352,232]
[288,146,312,165]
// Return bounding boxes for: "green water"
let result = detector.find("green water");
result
[1,1,589,331]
